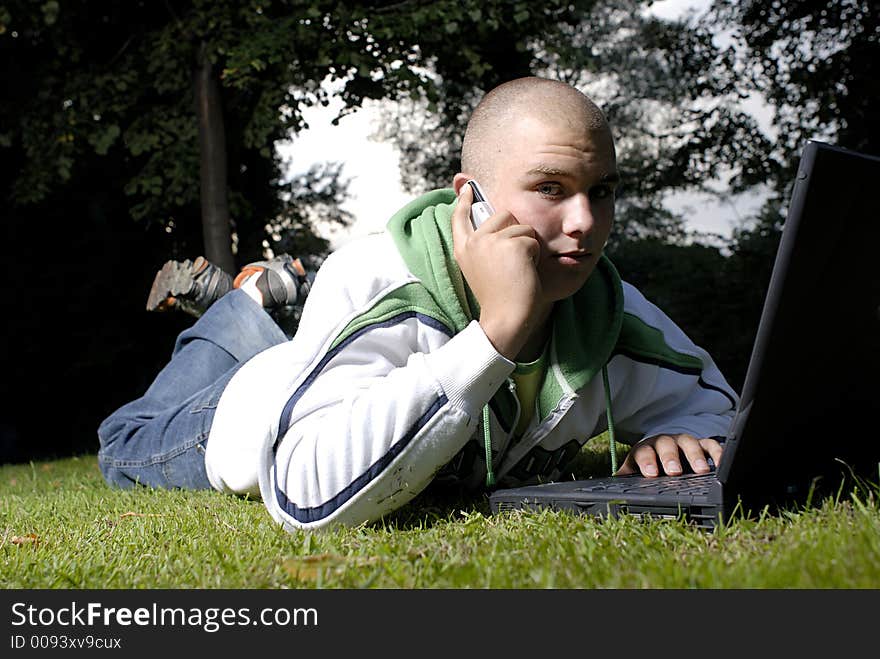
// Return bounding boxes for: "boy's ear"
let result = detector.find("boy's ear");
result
[452,173,471,195]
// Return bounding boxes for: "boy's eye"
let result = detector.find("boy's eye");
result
[589,185,613,201]
[537,183,563,196]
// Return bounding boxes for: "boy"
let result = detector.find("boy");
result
[99,77,737,532]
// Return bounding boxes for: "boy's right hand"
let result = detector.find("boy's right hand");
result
[452,184,549,361]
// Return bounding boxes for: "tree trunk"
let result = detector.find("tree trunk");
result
[194,41,235,274]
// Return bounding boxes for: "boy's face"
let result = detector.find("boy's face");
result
[483,115,619,303]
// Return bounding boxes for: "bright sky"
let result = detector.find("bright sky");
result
[276,96,410,248]
[276,0,771,250]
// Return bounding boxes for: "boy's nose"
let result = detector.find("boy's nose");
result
[561,192,595,237]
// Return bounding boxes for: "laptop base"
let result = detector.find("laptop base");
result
[490,473,729,530]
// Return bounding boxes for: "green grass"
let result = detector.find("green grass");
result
[2,441,879,589]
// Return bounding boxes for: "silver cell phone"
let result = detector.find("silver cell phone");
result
[466,180,495,229]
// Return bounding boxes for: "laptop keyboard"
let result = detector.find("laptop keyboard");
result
[576,473,716,496]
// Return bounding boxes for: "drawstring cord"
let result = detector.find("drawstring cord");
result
[484,364,617,486]
[482,405,495,487]
[602,364,618,475]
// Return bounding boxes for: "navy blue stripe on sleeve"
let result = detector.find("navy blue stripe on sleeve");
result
[270,311,454,524]
[274,312,452,450]
[698,377,738,410]
[273,394,447,524]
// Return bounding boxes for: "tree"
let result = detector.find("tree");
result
[1,1,370,462]
[1,0,444,267]
[703,0,879,245]
[710,0,879,189]
[194,39,236,273]
[698,1,880,352]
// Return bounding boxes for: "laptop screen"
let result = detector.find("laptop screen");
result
[717,141,880,495]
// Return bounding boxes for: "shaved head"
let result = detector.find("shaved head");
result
[461,77,611,187]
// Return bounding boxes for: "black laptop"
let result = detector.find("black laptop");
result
[489,141,880,529]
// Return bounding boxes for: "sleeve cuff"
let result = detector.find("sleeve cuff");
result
[423,320,515,419]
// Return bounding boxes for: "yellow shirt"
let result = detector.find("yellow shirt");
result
[511,348,549,438]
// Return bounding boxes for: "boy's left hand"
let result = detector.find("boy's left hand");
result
[616,433,723,477]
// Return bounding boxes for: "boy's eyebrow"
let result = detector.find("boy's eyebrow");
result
[525,165,571,177]
[525,164,621,184]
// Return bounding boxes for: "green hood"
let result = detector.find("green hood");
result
[386,189,625,421]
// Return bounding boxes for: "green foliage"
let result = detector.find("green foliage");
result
[3,0,875,258]
[2,455,879,588]
[705,0,879,261]
[709,0,879,183]
[2,0,493,262]
[3,0,642,262]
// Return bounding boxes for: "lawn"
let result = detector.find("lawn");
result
[2,441,879,589]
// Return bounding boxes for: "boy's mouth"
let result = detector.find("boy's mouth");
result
[554,250,591,265]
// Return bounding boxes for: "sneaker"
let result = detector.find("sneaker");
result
[146,257,233,317]
[233,254,311,309]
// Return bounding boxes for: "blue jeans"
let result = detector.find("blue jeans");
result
[97,290,288,489]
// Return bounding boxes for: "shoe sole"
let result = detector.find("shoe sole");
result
[146,258,207,312]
